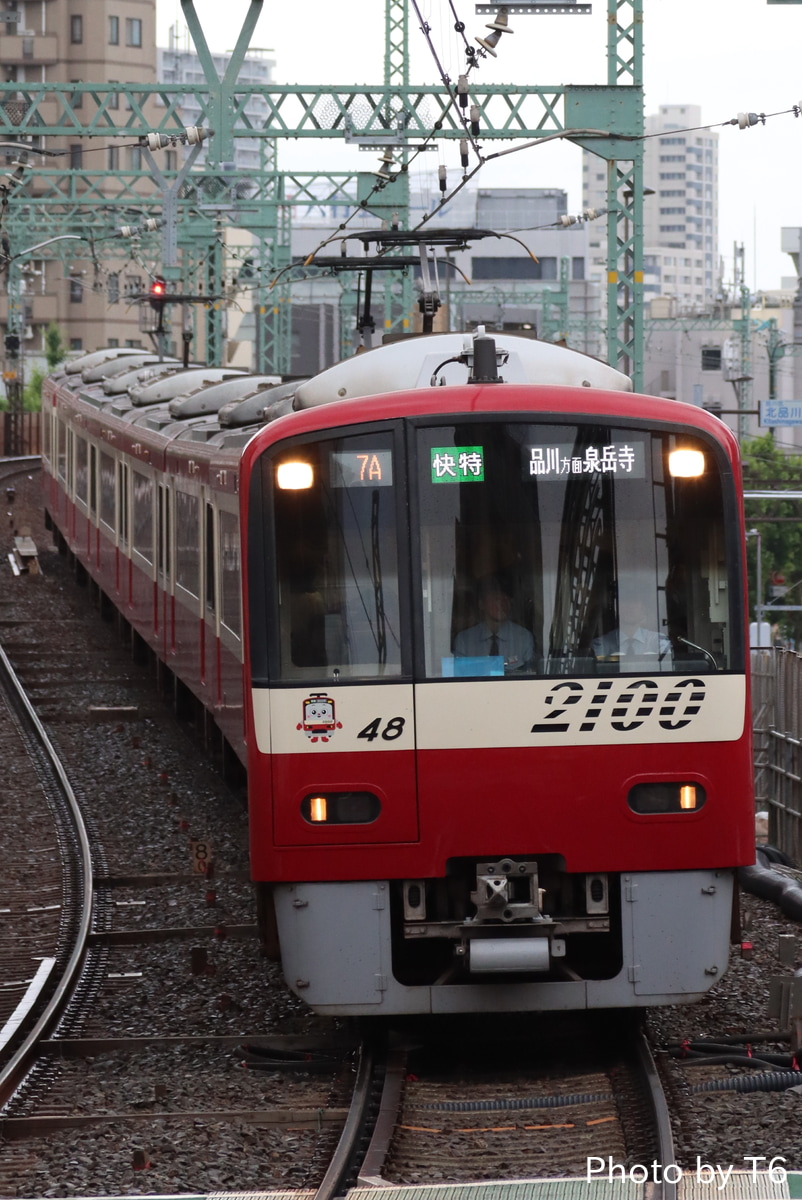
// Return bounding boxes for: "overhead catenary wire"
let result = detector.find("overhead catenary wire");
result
[272,78,802,289]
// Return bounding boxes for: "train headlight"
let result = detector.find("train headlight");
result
[301,791,381,825]
[628,782,706,814]
[668,449,705,477]
[277,461,314,489]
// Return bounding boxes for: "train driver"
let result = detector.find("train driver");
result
[454,576,535,674]
[592,592,671,661]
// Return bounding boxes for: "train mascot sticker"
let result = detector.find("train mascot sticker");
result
[297,693,342,743]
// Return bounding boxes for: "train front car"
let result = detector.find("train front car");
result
[242,333,754,1016]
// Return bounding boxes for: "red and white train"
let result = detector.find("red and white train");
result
[43,329,755,1015]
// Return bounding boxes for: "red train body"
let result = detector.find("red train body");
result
[43,333,755,1015]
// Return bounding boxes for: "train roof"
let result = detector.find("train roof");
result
[52,331,740,481]
[294,331,632,409]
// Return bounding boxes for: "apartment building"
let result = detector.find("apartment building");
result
[1,1,158,357]
[583,104,719,314]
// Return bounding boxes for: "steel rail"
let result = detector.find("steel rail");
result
[635,1025,678,1200]
[312,1041,379,1200]
[357,1047,407,1185]
[0,642,94,1110]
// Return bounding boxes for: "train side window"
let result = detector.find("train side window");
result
[42,406,51,463]
[74,433,88,506]
[132,469,154,566]
[56,416,67,484]
[175,489,200,600]
[269,430,403,681]
[100,450,115,530]
[219,507,241,641]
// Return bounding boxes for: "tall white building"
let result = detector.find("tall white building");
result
[157,28,274,173]
[583,104,719,313]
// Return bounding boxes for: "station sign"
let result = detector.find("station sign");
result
[760,400,802,426]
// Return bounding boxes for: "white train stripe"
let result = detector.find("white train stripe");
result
[254,674,745,754]
[415,675,744,749]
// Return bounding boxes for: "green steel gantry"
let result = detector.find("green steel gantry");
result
[0,0,645,384]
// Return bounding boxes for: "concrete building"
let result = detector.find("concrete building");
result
[583,104,719,314]
[0,0,159,357]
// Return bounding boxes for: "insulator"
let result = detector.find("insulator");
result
[558,214,577,226]
[146,133,172,151]
[438,164,447,194]
[456,74,469,108]
[374,148,396,181]
[736,111,760,129]
[184,125,207,144]
[460,138,469,169]
[475,8,514,57]
[391,211,399,230]
[470,104,480,137]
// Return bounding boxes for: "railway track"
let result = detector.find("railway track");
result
[0,633,94,1111]
[0,648,357,1193]
[319,1015,677,1198]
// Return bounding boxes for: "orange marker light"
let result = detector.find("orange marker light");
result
[679,785,698,810]
[309,795,328,823]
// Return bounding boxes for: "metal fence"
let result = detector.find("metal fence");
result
[1,412,41,456]
[751,649,776,813]
[758,648,802,863]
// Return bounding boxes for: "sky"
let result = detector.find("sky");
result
[156,0,802,293]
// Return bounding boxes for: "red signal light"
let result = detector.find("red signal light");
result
[149,276,167,318]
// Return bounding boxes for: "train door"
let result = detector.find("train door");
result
[131,464,156,636]
[66,425,76,544]
[117,459,131,604]
[202,497,217,705]
[157,481,173,659]
[218,499,244,744]
[55,412,67,531]
[174,483,202,693]
[88,443,99,568]
[72,430,90,559]
[98,447,116,594]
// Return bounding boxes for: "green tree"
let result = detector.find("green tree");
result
[44,321,66,371]
[741,433,802,644]
[23,365,46,411]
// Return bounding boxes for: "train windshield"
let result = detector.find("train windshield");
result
[270,430,404,681]
[416,420,739,679]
